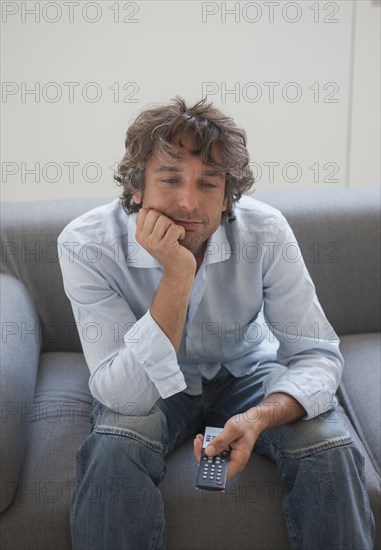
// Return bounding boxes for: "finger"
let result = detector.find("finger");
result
[150,215,178,242]
[137,210,181,244]
[193,434,203,462]
[204,428,233,457]
[136,208,164,239]
[226,449,250,481]
[140,209,164,237]
[226,459,242,481]
[135,207,150,233]
[162,222,185,244]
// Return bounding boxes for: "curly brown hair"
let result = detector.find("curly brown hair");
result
[114,96,255,221]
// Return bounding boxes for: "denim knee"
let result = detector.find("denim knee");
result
[79,429,167,487]
[75,398,169,493]
[71,431,168,550]
[90,398,169,455]
[258,406,353,460]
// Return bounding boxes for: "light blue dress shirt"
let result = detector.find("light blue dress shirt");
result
[57,195,344,420]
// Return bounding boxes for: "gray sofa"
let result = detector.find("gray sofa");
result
[1,187,380,550]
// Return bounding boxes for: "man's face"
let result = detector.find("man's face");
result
[133,134,227,260]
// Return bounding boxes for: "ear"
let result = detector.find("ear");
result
[133,191,142,204]
[222,196,228,213]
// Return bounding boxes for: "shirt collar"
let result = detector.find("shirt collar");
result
[126,213,231,268]
[203,222,231,265]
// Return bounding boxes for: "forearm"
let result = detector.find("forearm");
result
[261,356,342,420]
[135,207,197,353]
[150,272,194,352]
[247,392,306,433]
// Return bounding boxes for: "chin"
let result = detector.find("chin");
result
[180,234,205,256]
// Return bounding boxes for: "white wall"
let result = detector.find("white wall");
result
[1,0,380,202]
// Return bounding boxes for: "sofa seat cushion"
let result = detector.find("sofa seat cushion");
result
[1,350,380,550]
[338,333,381,476]
[0,352,92,550]
[161,440,290,550]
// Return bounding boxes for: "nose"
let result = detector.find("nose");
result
[178,180,199,211]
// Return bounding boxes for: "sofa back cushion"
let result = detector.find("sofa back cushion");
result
[255,187,380,337]
[1,187,379,352]
[1,197,111,352]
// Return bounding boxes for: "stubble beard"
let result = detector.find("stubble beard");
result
[179,231,207,259]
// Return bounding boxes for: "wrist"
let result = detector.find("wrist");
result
[248,405,271,434]
[162,268,195,286]
[245,393,306,434]
[238,406,269,437]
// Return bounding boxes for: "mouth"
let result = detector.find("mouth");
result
[174,220,204,231]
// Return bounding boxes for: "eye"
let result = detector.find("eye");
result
[201,181,217,189]
[161,178,178,184]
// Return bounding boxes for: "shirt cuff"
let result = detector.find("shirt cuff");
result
[262,369,338,421]
[124,310,187,399]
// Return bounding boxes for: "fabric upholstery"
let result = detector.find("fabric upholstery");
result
[1,188,380,351]
[338,333,381,475]
[0,274,41,512]
[1,351,378,550]
[1,197,112,353]
[162,403,381,550]
[255,187,381,336]
[0,352,92,550]
[1,187,380,549]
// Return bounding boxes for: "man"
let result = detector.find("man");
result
[58,97,374,549]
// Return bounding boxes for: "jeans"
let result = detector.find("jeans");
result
[70,362,375,550]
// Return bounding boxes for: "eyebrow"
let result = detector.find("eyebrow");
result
[153,165,183,174]
[153,165,224,177]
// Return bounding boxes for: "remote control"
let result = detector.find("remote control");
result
[196,426,230,491]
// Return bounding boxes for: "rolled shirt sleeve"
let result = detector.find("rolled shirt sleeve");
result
[124,311,187,399]
[261,216,344,420]
[58,231,186,416]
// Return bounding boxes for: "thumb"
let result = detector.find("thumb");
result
[205,428,232,457]
[176,225,186,241]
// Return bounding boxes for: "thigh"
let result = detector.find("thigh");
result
[256,405,353,462]
[161,391,204,457]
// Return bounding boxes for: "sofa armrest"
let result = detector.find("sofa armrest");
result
[0,273,41,512]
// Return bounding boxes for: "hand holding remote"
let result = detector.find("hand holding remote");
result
[194,414,259,482]
[195,427,230,491]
